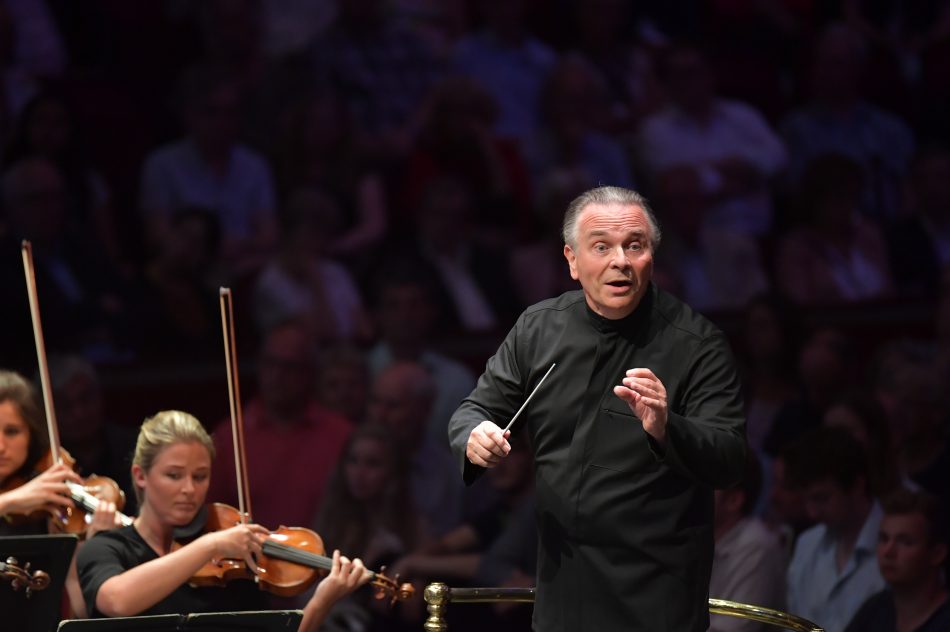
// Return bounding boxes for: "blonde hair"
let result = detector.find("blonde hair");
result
[131,410,215,503]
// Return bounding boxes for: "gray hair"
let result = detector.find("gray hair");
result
[562,185,661,250]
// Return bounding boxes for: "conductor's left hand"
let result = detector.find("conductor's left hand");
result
[613,368,668,444]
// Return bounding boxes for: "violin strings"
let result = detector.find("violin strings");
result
[261,540,379,579]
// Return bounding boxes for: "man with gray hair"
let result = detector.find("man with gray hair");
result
[449,185,747,631]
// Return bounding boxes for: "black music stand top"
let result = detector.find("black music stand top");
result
[57,610,304,632]
[0,534,80,632]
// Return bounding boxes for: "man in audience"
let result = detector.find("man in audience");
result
[367,361,462,536]
[208,322,352,527]
[709,452,786,632]
[845,489,949,632]
[785,427,884,632]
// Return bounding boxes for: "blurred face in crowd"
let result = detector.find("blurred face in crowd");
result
[187,85,240,154]
[798,329,847,391]
[564,203,654,320]
[912,152,950,221]
[258,326,315,418]
[376,283,435,349]
[56,372,104,453]
[824,404,870,450]
[27,98,71,158]
[745,302,785,364]
[665,49,715,114]
[317,361,368,425]
[768,457,806,527]
[5,159,66,247]
[802,477,863,534]
[877,512,946,587]
[0,401,30,483]
[344,437,391,502]
[367,365,431,444]
[133,441,211,526]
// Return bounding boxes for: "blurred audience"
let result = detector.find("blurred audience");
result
[208,322,352,529]
[709,452,786,632]
[139,63,278,277]
[776,153,893,304]
[638,43,786,238]
[253,187,370,345]
[451,0,556,142]
[780,23,915,221]
[888,144,950,297]
[785,427,884,632]
[367,260,475,444]
[844,489,950,632]
[366,361,463,537]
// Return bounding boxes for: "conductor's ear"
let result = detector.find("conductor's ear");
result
[564,244,579,280]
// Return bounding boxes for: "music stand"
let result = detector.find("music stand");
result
[0,534,79,632]
[57,610,304,632]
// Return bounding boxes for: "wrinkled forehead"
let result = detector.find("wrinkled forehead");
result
[576,203,650,238]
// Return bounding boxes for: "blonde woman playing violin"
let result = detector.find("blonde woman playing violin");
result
[77,410,370,630]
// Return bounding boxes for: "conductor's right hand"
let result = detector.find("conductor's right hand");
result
[466,420,511,468]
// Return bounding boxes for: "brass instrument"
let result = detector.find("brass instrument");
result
[422,583,825,632]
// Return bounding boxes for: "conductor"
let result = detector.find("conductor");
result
[448,185,747,632]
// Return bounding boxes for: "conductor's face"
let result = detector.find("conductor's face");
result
[564,203,654,320]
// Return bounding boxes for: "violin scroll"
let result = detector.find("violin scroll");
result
[371,566,415,605]
[1,556,51,596]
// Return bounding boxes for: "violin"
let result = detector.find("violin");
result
[186,289,413,603]
[1,556,50,596]
[9,241,133,534]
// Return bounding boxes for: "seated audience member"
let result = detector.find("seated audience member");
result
[139,64,278,276]
[139,207,222,363]
[737,294,799,455]
[273,92,387,270]
[401,76,532,237]
[4,90,122,267]
[366,362,463,537]
[316,343,371,426]
[764,327,856,459]
[844,490,950,632]
[710,452,786,632]
[524,56,634,198]
[785,427,885,632]
[451,0,556,142]
[776,153,893,304]
[823,392,901,499]
[367,260,475,444]
[508,168,589,307]
[780,23,914,221]
[765,447,814,557]
[77,410,368,629]
[253,187,370,345]
[48,354,138,513]
[208,322,352,529]
[650,164,768,311]
[0,370,118,618]
[637,43,786,238]
[309,0,442,161]
[0,157,129,367]
[409,177,520,334]
[889,359,950,510]
[314,424,426,629]
[390,431,535,581]
[888,144,950,297]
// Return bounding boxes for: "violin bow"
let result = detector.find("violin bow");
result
[20,241,63,465]
[218,288,252,525]
[21,241,134,528]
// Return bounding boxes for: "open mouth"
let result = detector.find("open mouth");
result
[606,280,633,288]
